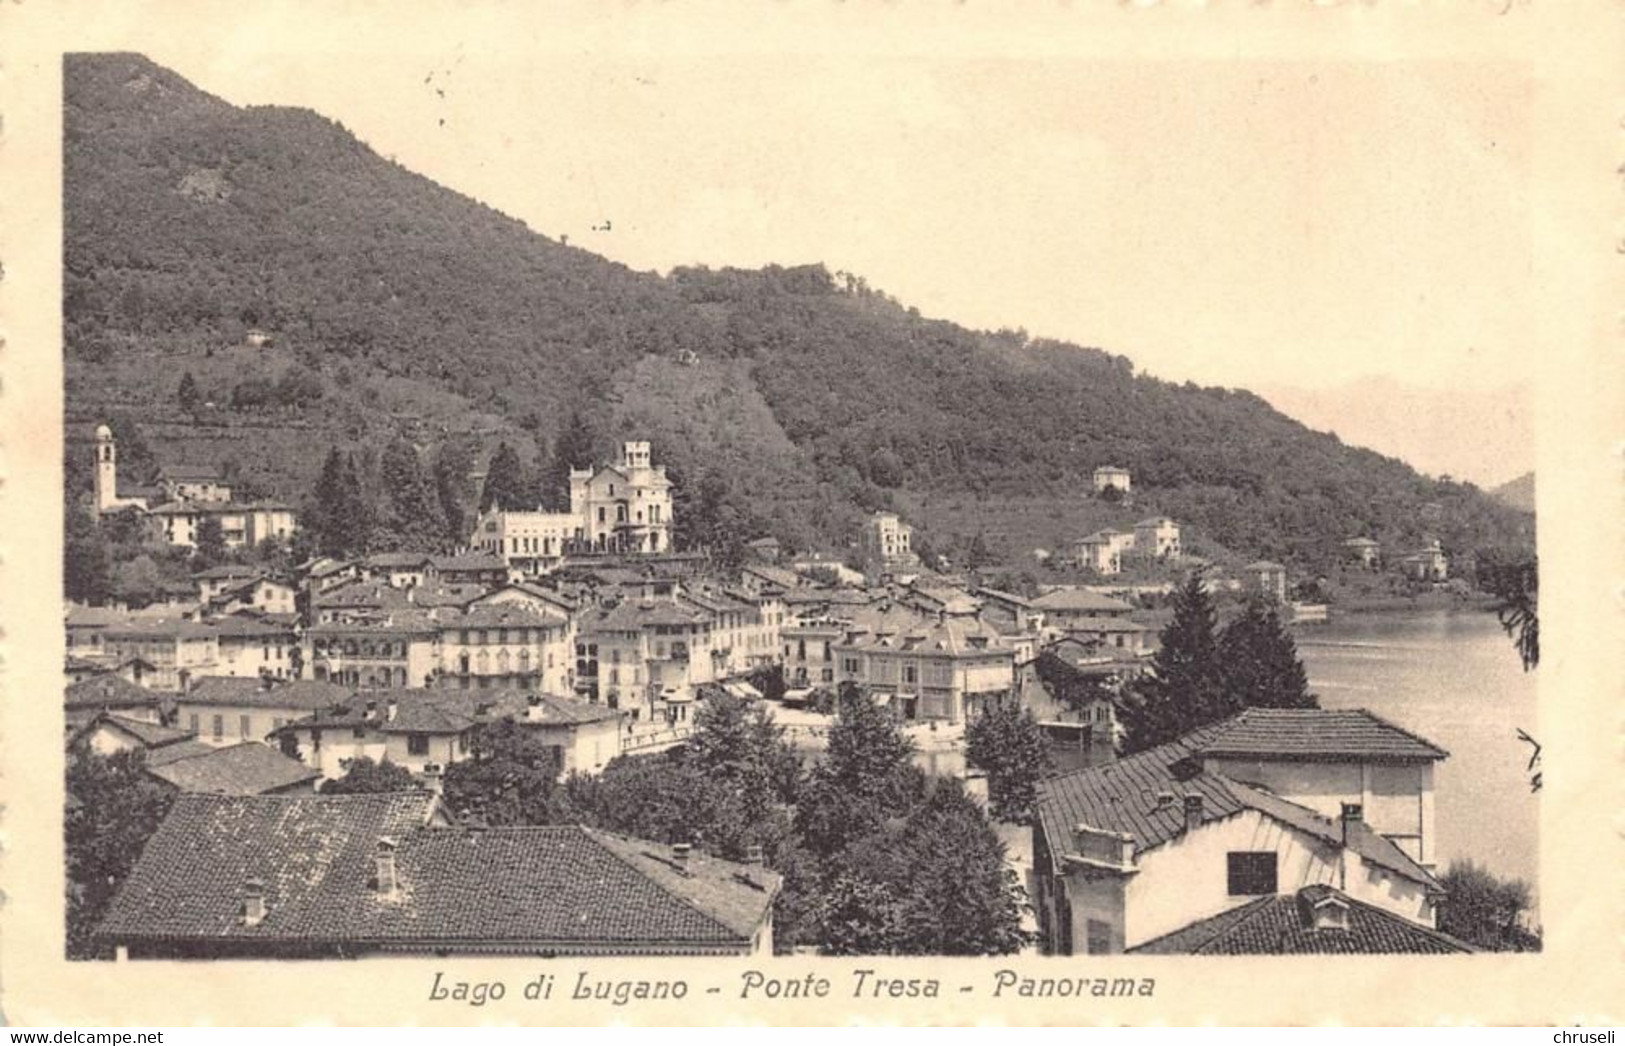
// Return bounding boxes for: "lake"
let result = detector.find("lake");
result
[1294,608,1539,889]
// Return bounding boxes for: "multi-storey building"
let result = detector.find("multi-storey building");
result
[91,424,299,547]
[858,511,914,565]
[431,603,575,694]
[472,440,674,570]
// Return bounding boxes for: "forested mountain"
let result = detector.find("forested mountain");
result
[63,53,1533,569]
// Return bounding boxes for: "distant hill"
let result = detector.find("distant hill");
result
[62,53,1534,569]
[1491,473,1536,513]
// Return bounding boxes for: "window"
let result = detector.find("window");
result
[1226,852,1279,896]
[407,733,430,756]
[1086,919,1113,955]
[189,713,200,734]
[239,714,251,738]
[211,715,224,741]
[903,665,918,685]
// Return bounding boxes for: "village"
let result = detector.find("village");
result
[68,428,1495,960]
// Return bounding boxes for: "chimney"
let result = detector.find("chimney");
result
[242,878,267,927]
[1339,802,1363,888]
[672,842,692,874]
[1182,794,1204,834]
[742,844,764,866]
[1153,791,1177,812]
[1300,888,1352,932]
[375,837,399,898]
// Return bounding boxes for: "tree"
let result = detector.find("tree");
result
[686,691,801,809]
[796,688,923,854]
[65,750,176,959]
[319,756,419,795]
[111,554,165,609]
[479,441,529,513]
[440,719,565,826]
[308,447,374,557]
[1437,859,1541,952]
[816,780,1029,956]
[1217,598,1318,710]
[1121,569,1232,753]
[432,438,477,546]
[540,410,597,512]
[177,371,200,413]
[379,437,448,551]
[1478,551,1538,671]
[965,698,1049,824]
[65,500,113,605]
[192,515,227,569]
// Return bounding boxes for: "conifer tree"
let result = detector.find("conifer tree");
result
[1218,598,1317,710]
[379,437,447,551]
[1122,569,1233,753]
[540,410,597,512]
[177,371,200,413]
[479,441,529,513]
[432,438,476,546]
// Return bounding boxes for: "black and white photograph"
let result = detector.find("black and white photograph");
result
[2,0,1619,1031]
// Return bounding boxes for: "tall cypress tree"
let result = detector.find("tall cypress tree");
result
[432,438,476,546]
[1218,599,1317,710]
[379,437,447,551]
[540,410,597,512]
[479,441,529,513]
[309,447,347,558]
[1123,569,1233,753]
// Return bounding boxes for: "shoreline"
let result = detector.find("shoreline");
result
[1316,592,1501,621]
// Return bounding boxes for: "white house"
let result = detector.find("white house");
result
[1032,709,1449,956]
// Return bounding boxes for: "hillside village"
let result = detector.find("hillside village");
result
[67,427,1519,960]
[58,54,1540,965]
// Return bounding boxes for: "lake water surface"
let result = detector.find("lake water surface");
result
[1294,609,1539,888]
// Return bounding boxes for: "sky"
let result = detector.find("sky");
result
[138,26,1537,484]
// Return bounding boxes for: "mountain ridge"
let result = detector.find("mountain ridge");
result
[62,53,1533,569]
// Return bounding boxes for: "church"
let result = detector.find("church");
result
[91,424,299,550]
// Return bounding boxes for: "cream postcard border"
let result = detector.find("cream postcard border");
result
[0,0,1620,1027]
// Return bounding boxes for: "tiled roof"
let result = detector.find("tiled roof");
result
[98,796,779,951]
[65,605,131,629]
[146,743,321,795]
[1130,887,1474,955]
[83,714,194,749]
[1062,617,1149,633]
[589,600,710,631]
[102,618,220,640]
[65,674,170,710]
[289,690,618,735]
[160,463,225,482]
[1197,708,1448,762]
[183,679,354,711]
[145,739,218,767]
[434,604,568,631]
[194,565,264,580]
[210,616,295,638]
[1036,723,1240,865]
[1030,588,1136,614]
[1035,720,1439,887]
[361,552,434,570]
[431,553,509,573]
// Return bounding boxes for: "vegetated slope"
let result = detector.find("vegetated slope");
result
[1490,473,1535,514]
[63,53,1533,567]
